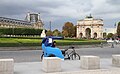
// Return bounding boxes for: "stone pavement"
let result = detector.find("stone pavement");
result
[14,58,120,74]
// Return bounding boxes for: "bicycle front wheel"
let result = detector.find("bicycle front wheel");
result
[71,53,80,60]
[40,53,44,61]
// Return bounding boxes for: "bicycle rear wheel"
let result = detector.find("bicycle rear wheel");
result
[71,53,80,60]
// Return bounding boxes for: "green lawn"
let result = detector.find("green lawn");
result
[0,38,41,43]
[0,38,106,47]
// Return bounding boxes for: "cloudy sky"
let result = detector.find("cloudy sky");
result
[0,0,120,31]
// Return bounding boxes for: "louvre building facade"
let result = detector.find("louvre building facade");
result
[0,12,44,29]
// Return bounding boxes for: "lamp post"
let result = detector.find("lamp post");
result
[114,22,118,39]
[49,21,51,31]
[114,22,116,34]
[105,28,107,39]
[12,21,15,36]
[105,28,107,33]
[12,26,14,35]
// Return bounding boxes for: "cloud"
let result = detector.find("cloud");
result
[48,0,93,18]
[90,0,120,19]
[107,0,120,5]
[0,0,120,30]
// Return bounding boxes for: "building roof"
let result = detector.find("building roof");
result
[85,14,93,18]
[0,17,32,25]
[78,18,103,21]
[78,14,103,21]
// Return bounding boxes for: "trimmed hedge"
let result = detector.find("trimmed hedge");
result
[0,28,43,35]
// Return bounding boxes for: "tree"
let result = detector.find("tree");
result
[117,22,120,36]
[107,33,113,38]
[62,22,75,37]
[46,30,53,36]
[53,29,61,36]
[72,26,77,37]
[62,30,68,37]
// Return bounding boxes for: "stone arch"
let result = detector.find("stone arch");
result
[79,33,83,38]
[85,28,91,39]
[93,32,97,38]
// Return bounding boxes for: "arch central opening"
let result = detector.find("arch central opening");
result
[94,33,97,39]
[79,33,83,38]
[85,28,91,39]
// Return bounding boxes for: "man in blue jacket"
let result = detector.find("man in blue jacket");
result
[41,36,64,59]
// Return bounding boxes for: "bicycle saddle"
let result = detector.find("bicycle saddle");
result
[69,46,75,49]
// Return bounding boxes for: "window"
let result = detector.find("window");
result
[1,20,3,22]
[10,21,12,23]
[4,20,6,22]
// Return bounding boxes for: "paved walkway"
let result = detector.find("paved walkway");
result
[14,59,120,74]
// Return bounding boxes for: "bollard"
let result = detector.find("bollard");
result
[111,43,114,48]
[80,56,100,70]
[100,42,103,48]
[0,59,14,74]
[42,57,61,73]
[112,55,120,67]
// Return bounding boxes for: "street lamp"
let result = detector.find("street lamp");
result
[49,21,51,31]
[104,28,107,39]
[114,22,119,39]
[114,22,116,34]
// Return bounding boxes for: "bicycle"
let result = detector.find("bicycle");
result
[62,46,80,60]
[41,46,80,60]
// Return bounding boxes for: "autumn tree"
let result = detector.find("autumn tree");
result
[62,22,75,37]
[117,22,120,36]
[62,30,68,37]
[72,26,77,37]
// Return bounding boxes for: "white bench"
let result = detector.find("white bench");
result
[80,56,100,69]
[42,57,61,73]
[0,59,14,74]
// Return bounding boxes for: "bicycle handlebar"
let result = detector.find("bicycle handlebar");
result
[64,46,75,52]
[69,46,75,49]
